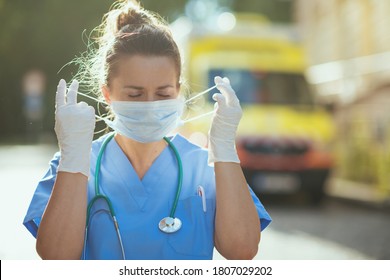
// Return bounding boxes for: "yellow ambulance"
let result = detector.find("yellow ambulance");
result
[176,14,335,203]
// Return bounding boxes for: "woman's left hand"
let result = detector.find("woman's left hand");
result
[208,76,242,164]
[210,77,261,259]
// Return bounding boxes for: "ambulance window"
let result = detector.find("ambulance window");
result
[208,69,313,106]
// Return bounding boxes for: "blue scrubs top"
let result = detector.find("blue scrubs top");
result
[23,134,271,260]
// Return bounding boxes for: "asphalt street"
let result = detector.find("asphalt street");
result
[1,142,388,260]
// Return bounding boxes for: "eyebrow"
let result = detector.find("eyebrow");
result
[123,85,175,90]
[123,85,143,90]
[157,85,175,90]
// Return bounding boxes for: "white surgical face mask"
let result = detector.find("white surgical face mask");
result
[76,85,217,142]
[104,98,185,143]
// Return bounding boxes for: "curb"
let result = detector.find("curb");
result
[326,177,390,209]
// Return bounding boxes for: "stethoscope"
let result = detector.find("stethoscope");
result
[82,133,183,260]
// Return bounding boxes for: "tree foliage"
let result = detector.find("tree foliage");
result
[0,0,291,140]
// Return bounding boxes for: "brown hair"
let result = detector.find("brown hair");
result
[73,0,182,98]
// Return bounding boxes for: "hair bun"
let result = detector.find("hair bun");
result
[115,1,154,32]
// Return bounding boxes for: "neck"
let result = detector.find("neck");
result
[114,134,167,179]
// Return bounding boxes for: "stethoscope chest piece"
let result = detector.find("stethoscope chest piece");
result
[159,217,182,233]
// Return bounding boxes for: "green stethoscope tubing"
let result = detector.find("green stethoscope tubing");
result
[164,136,183,218]
[83,132,183,259]
[86,133,116,225]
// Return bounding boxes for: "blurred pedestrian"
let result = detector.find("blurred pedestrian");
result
[22,69,46,143]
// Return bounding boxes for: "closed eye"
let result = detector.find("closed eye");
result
[127,93,142,98]
[123,86,144,98]
[156,92,172,98]
[156,88,175,98]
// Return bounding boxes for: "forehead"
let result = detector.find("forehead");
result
[113,55,178,85]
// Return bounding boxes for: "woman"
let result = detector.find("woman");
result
[23,0,271,260]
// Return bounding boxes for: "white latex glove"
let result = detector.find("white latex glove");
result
[208,76,242,164]
[55,79,96,177]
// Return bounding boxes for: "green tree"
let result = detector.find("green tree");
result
[0,0,292,141]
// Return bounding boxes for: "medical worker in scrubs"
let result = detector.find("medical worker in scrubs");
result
[23,0,271,260]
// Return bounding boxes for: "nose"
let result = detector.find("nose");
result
[144,91,158,102]
[146,95,156,102]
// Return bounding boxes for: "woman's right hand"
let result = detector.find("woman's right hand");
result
[54,79,96,177]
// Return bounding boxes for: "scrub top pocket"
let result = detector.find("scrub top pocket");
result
[168,195,215,259]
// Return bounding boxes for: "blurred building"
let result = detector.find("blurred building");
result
[293,0,390,202]
[294,0,390,104]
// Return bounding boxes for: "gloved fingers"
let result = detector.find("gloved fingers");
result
[214,76,224,86]
[80,101,96,114]
[222,77,230,84]
[77,101,88,107]
[56,79,66,108]
[214,76,239,106]
[67,79,79,105]
[87,105,96,116]
[212,93,227,109]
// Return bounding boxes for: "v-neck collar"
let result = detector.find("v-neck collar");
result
[105,134,178,210]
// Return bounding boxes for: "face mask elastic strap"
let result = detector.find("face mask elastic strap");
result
[77,88,216,124]
[75,91,110,123]
[182,110,215,123]
[95,114,108,122]
[185,85,218,104]
[77,91,108,105]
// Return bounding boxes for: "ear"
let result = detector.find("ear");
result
[176,82,181,97]
[101,84,112,104]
